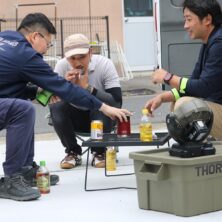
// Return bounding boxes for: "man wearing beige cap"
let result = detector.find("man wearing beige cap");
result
[49,33,122,169]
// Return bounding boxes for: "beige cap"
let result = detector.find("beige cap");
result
[64,33,90,58]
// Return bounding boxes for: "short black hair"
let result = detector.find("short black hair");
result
[17,13,56,34]
[183,0,222,27]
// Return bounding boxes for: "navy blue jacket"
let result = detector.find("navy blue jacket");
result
[0,31,102,110]
[186,27,222,105]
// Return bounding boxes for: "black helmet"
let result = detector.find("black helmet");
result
[166,98,213,144]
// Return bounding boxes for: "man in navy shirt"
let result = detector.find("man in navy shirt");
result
[0,13,130,201]
[145,0,222,140]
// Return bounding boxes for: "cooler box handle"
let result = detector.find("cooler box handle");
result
[138,161,168,181]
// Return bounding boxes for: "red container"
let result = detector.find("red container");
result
[117,115,131,137]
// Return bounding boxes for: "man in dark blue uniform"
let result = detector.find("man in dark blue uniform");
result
[0,13,130,201]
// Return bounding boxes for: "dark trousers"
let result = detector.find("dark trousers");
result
[0,99,35,176]
[49,101,114,155]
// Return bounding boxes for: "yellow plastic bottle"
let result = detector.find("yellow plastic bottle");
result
[106,147,116,171]
[139,108,153,142]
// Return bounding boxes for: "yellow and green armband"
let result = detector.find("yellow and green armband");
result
[179,77,188,94]
[171,88,180,101]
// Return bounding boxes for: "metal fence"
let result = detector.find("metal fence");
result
[0,16,110,68]
[0,16,133,80]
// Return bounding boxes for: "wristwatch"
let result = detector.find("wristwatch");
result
[164,72,174,84]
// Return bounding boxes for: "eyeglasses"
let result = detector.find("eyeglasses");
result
[38,32,53,48]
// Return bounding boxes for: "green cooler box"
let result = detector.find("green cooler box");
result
[129,144,222,217]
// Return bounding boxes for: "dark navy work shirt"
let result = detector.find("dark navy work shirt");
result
[186,27,222,105]
[0,30,102,110]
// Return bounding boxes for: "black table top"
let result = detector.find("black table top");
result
[82,132,170,147]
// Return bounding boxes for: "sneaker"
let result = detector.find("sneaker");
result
[60,153,82,169]
[91,153,105,168]
[22,162,59,187]
[0,174,41,201]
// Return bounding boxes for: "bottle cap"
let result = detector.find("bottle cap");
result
[142,108,148,115]
[40,160,46,167]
